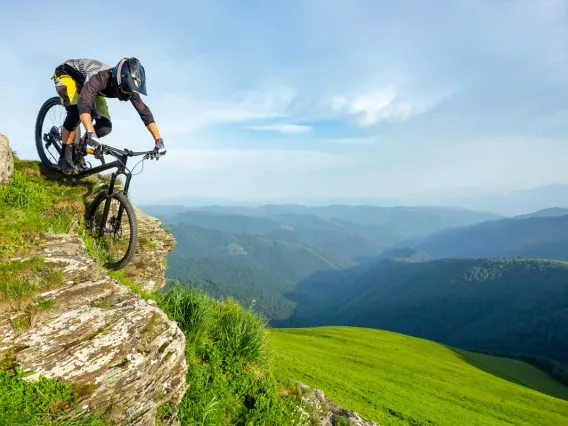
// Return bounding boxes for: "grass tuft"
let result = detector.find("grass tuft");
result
[159,284,214,347]
[157,284,305,425]
[0,257,63,312]
[0,169,51,212]
[211,297,268,365]
[0,369,106,425]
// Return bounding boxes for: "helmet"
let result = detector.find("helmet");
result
[111,57,147,101]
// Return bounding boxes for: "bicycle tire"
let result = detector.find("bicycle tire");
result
[86,191,138,270]
[35,96,81,170]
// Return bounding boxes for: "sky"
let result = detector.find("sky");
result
[2,0,568,206]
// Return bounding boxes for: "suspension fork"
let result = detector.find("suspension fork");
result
[114,173,133,226]
[98,173,117,235]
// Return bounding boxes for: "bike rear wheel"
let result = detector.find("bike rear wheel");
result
[86,191,138,270]
[35,97,81,170]
[35,96,107,172]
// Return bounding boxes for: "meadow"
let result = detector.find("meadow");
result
[270,326,568,426]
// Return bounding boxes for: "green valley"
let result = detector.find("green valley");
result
[287,258,568,363]
[270,326,568,426]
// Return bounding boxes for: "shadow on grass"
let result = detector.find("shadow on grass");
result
[450,347,568,402]
[37,161,101,207]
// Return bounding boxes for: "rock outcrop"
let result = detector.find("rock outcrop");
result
[297,382,379,426]
[123,207,176,292]
[0,133,14,185]
[0,234,188,425]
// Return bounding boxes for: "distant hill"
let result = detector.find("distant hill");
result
[271,326,568,426]
[163,211,389,260]
[448,184,568,216]
[166,253,293,294]
[315,258,568,363]
[514,207,568,219]
[162,205,499,260]
[139,204,190,218]
[193,204,500,235]
[167,223,353,285]
[418,215,568,260]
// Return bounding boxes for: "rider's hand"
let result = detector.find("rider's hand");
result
[154,138,167,156]
[86,132,103,158]
[86,132,102,148]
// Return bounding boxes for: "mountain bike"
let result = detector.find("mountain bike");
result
[35,96,164,270]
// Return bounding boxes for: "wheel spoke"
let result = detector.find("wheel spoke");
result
[91,195,133,266]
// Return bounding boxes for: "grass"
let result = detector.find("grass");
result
[157,284,305,425]
[0,369,106,426]
[0,257,64,313]
[270,326,568,426]
[0,158,98,259]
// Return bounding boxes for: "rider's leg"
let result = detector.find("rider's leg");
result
[60,106,81,174]
[94,117,112,138]
[54,75,80,174]
[94,96,112,138]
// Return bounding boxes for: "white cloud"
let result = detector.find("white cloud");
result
[330,84,448,127]
[248,124,312,134]
[151,88,297,135]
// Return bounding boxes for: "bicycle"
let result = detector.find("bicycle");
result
[35,96,164,270]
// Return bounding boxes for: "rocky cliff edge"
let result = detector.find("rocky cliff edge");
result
[0,133,187,425]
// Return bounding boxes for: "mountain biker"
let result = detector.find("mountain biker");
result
[52,57,167,175]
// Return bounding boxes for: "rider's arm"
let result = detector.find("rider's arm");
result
[77,73,108,134]
[130,93,161,141]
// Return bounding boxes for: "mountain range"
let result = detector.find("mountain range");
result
[156,201,568,363]
[143,183,568,217]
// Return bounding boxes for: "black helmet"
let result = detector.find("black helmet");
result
[112,57,147,101]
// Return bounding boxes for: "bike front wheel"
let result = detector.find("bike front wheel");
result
[86,191,138,270]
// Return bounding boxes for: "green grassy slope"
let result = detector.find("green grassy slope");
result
[270,326,568,426]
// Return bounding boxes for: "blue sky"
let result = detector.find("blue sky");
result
[2,0,568,205]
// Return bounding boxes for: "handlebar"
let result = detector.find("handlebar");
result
[86,144,161,160]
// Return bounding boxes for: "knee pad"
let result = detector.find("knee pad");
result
[63,106,80,132]
[94,117,112,138]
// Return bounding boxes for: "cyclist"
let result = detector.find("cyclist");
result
[52,57,166,174]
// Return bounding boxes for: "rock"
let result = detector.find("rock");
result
[0,234,188,425]
[296,382,379,426]
[122,207,176,292]
[0,133,14,185]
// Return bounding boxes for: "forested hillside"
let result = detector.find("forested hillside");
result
[312,258,568,363]
[163,211,387,259]
[168,223,353,284]
[419,215,568,260]
[164,253,296,320]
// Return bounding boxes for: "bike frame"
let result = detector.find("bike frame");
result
[78,145,155,236]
